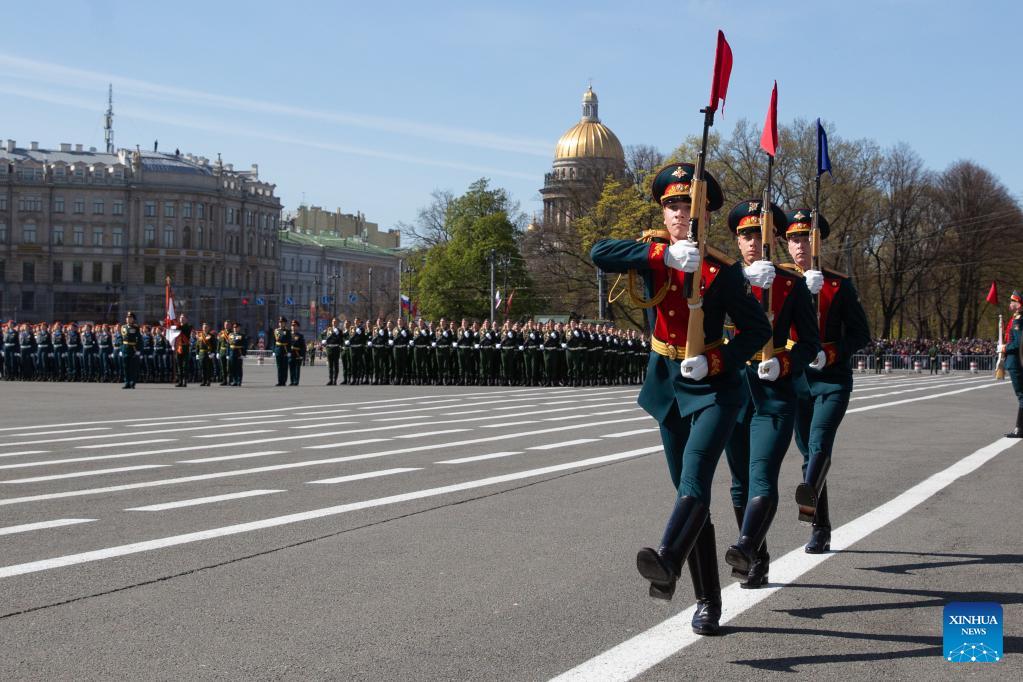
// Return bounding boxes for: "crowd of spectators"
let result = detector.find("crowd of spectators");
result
[860,338,998,357]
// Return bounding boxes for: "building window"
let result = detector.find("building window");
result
[144,265,156,285]
[53,166,66,181]
[73,198,85,214]
[112,200,124,216]
[17,196,42,211]
[52,226,64,245]
[200,267,206,287]
[0,197,6,210]
[73,226,84,246]
[197,225,204,249]
[21,291,34,311]
[164,202,175,218]
[182,202,192,218]
[54,197,65,213]
[22,223,36,244]
[23,261,35,282]
[197,203,205,219]
[92,200,104,214]
[92,262,103,282]
[112,227,124,247]
[53,261,63,282]
[182,226,192,249]
[0,222,6,243]
[112,263,122,283]
[72,262,83,283]
[163,226,175,248]
[93,228,104,246]
[73,166,85,181]
[184,264,194,286]
[144,201,156,217]
[144,224,156,247]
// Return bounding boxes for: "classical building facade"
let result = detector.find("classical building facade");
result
[0,141,281,332]
[538,87,629,230]
[288,204,400,250]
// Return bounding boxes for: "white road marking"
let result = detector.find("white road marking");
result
[0,446,661,578]
[194,430,275,439]
[602,428,659,438]
[850,377,988,401]
[359,403,411,409]
[528,439,601,450]
[442,410,486,416]
[436,452,524,464]
[0,427,110,437]
[293,409,351,415]
[221,414,286,420]
[847,381,1004,414]
[2,464,170,484]
[544,409,638,422]
[550,436,1020,681]
[0,450,50,459]
[125,490,284,511]
[306,467,421,485]
[178,450,290,464]
[129,420,209,427]
[76,439,176,449]
[482,421,538,428]
[302,438,391,450]
[373,415,433,423]
[395,429,469,439]
[0,518,94,536]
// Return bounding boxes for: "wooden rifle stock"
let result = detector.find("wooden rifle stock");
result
[683,175,708,359]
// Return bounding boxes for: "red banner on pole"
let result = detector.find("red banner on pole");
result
[986,280,999,305]
[708,30,733,114]
[760,81,778,157]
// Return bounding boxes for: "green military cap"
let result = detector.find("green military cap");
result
[727,199,787,235]
[783,208,830,241]
[650,162,724,210]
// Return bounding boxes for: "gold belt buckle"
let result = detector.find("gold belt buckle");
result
[666,343,679,361]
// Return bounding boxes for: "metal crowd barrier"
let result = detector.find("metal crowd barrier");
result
[850,354,998,374]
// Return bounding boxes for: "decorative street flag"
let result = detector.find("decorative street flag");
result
[285,296,295,306]
[986,280,999,305]
[400,294,412,313]
[505,289,516,316]
[495,289,502,309]
[708,30,733,114]
[164,276,176,327]
[760,81,778,157]
[256,297,266,306]
[817,118,832,177]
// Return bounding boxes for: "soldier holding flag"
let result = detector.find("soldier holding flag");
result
[999,290,1023,437]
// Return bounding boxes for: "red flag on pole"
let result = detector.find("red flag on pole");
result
[707,30,732,114]
[164,276,176,327]
[986,280,999,305]
[505,289,515,316]
[760,81,778,157]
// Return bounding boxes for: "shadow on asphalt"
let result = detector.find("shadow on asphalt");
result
[724,627,1020,672]
[837,548,1023,575]
[765,583,1023,620]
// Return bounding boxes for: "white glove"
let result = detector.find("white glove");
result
[757,357,781,381]
[998,343,1006,354]
[663,239,700,273]
[809,350,827,370]
[474,344,480,349]
[680,355,708,381]
[496,344,502,349]
[344,341,350,346]
[743,260,776,289]
[518,345,524,351]
[804,269,824,295]
[561,343,568,349]
[388,339,394,346]
[431,342,437,347]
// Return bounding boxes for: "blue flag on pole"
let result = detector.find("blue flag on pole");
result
[816,118,832,177]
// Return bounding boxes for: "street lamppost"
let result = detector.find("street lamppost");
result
[328,271,342,320]
[401,261,416,322]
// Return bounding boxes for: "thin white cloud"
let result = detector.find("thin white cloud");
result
[0,53,551,158]
[0,83,539,182]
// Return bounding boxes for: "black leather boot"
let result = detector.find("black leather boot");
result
[1005,407,1023,438]
[743,539,769,589]
[725,496,777,575]
[805,483,832,554]
[795,455,831,523]
[730,506,746,579]
[637,496,708,600]
[687,520,722,635]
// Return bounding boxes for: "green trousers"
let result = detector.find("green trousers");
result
[658,401,740,504]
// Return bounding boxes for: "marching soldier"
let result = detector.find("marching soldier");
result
[413,322,433,385]
[1000,291,1023,437]
[289,320,305,386]
[349,318,369,385]
[217,321,232,386]
[722,200,820,588]
[196,322,216,386]
[66,322,82,381]
[392,317,412,384]
[153,326,170,382]
[3,321,18,380]
[227,321,246,386]
[435,320,455,385]
[371,322,390,384]
[592,162,771,635]
[782,209,871,553]
[322,318,343,385]
[272,317,291,387]
[173,314,194,387]
[541,321,561,386]
[35,322,53,380]
[120,311,142,389]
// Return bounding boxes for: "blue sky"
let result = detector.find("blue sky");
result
[0,1,1019,236]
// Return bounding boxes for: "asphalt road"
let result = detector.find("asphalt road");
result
[0,366,1019,680]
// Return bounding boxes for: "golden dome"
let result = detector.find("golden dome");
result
[554,86,625,162]
[555,122,625,161]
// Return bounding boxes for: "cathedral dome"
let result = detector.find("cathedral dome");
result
[553,87,625,162]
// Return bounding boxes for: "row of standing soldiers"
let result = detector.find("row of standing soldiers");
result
[271,316,650,387]
[1,317,249,387]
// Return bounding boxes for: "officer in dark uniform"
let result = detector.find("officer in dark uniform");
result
[392,318,412,384]
[289,320,305,386]
[120,312,142,389]
[196,322,216,386]
[412,322,433,385]
[456,321,475,385]
[66,323,82,381]
[322,318,342,385]
[1001,291,1023,437]
[435,321,454,385]
[721,200,820,589]
[349,318,368,384]
[541,323,561,386]
[217,321,232,386]
[3,321,18,379]
[783,209,871,553]
[35,323,53,380]
[140,325,154,382]
[152,327,169,382]
[227,322,246,386]
[272,317,291,387]
[81,324,98,381]
[18,323,35,380]
[591,163,772,635]
[173,314,195,387]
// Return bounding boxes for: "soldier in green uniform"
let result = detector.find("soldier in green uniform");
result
[721,200,820,588]
[322,318,343,385]
[217,322,231,386]
[120,311,142,389]
[565,320,585,386]
[227,321,246,386]
[289,320,305,385]
[591,163,771,635]
[413,322,433,384]
[272,317,291,386]
[392,317,412,384]
[196,322,216,386]
[783,209,871,553]
[172,314,194,388]
[1000,291,1023,437]
[522,322,541,386]
[370,322,389,384]
[348,318,368,384]
[435,321,455,385]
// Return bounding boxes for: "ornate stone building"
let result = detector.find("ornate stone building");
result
[0,141,281,332]
[538,87,628,229]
